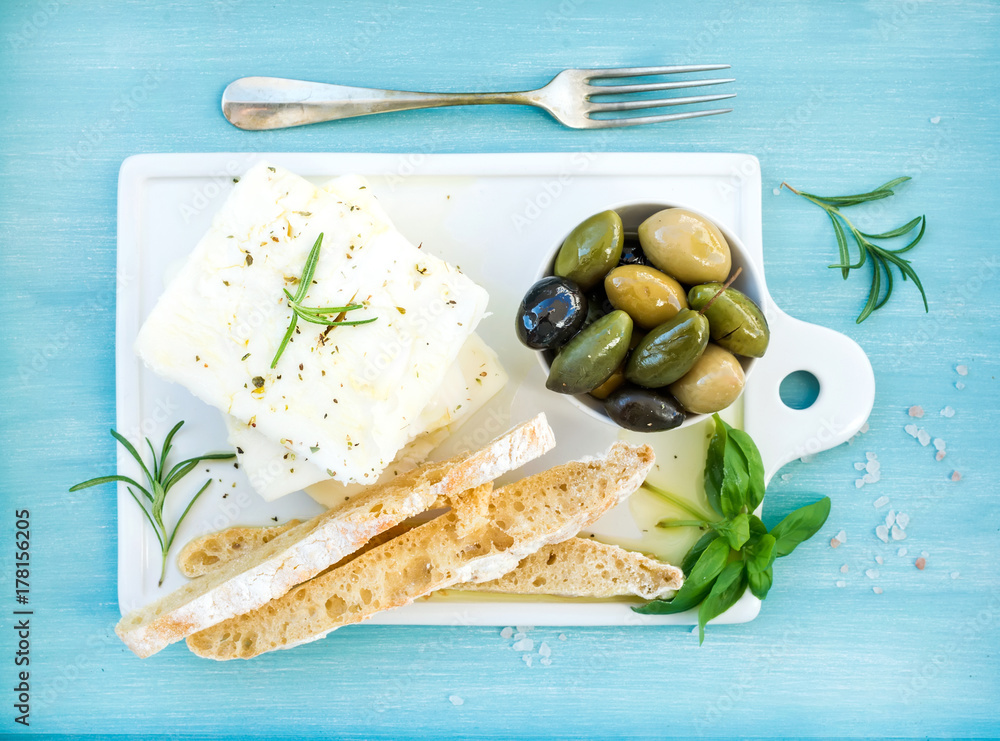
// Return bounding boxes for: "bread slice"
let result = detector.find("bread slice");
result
[186,441,654,660]
[176,521,301,579]
[461,539,682,599]
[116,414,555,658]
[179,525,681,599]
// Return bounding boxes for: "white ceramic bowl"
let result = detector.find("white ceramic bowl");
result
[533,201,766,431]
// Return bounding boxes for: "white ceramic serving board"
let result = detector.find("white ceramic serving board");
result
[116,152,874,628]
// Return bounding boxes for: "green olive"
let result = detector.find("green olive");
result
[687,284,769,358]
[625,309,709,388]
[554,210,624,290]
[589,364,625,400]
[604,265,687,330]
[546,310,633,394]
[638,208,731,284]
[668,344,746,414]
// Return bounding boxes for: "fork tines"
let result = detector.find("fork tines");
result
[584,64,735,128]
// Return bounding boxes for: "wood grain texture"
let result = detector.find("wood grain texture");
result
[1,0,998,736]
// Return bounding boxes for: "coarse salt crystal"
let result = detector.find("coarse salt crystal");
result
[522,655,533,667]
[866,568,880,579]
[830,538,841,549]
[875,525,890,543]
[866,460,881,474]
[781,473,793,482]
[940,406,955,418]
[885,510,896,529]
[908,406,924,418]
[860,422,870,433]
[836,580,847,588]
[950,571,960,579]
[915,557,926,570]
[449,695,464,706]
[896,512,910,530]
[863,473,877,485]
[956,365,968,376]
[512,638,534,652]
[500,627,513,639]
[930,115,941,124]
[921,551,929,558]
[558,634,567,641]
[854,462,867,471]
[515,625,533,633]
[866,452,878,462]
[897,547,908,557]
[904,424,919,438]
[538,642,551,658]
[933,438,946,452]
[936,451,947,461]
[800,454,816,463]
[513,633,525,641]
[956,381,965,390]
[540,657,552,667]
[873,587,884,595]
[875,555,884,565]
[856,479,866,489]
[772,187,781,196]
[917,429,931,447]
[841,564,849,573]
[874,496,890,509]
[836,530,847,543]
[951,471,962,482]
[891,525,907,541]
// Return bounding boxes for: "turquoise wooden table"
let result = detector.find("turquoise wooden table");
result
[2,0,998,737]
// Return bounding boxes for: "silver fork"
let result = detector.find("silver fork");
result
[222,65,734,130]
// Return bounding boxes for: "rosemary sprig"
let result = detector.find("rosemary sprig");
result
[70,421,235,586]
[781,177,927,323]
[270,232,377,368]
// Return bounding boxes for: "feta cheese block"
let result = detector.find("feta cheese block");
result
[136,162,489,484]
[227,332,508,502]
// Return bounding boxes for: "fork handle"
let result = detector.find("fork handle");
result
[222,77,536,130]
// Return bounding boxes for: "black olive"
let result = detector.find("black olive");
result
[585,285,615,325]
[618,238,650,267]
[604,385,686,432]
[515,276,588,350]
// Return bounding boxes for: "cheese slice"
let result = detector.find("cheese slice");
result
[227,332,507,502]
[136,162,488,484]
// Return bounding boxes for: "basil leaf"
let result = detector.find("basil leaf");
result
[770,497,832,557]
[713,513,750,550]
[703,416,728,517]
[748,565,773,600]
[681,531,719,576]
[720,440,749,517]
[708,414,750,517]
[633,537,730,615]
[742,523,776,600]
[697,561,748,644]
[744,532,776,576]
[728,428,766,511]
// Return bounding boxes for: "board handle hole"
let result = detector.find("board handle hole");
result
[779,370,820,410]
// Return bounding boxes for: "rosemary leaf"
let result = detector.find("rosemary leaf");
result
[859,215,922,240]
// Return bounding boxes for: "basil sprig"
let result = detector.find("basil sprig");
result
[634,414,831,643]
